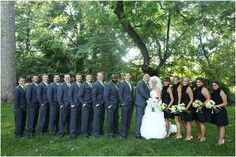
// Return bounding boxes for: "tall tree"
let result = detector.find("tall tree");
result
[1,1,16,103]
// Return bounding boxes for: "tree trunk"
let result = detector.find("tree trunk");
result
[1,1,16,103]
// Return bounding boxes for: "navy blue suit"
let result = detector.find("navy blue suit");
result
[13,85,27,137]
[118,80,134,137]
[25,83,39,135]
[37,82,49,134]
[78,81,93,136]
[104,80,119,136]
[69,82,82,137]
[47,82,60,136]
[92,81,105,136]
[135,80,150,137]
[57,82,71,136]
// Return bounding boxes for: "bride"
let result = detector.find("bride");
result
[140,76,176,139]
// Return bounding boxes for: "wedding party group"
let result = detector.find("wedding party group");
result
[13,72,228,145]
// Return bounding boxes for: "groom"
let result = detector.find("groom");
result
[135,73,151,139]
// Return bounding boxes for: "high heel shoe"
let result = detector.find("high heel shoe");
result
[184,137,192,141]
[175,135,183,139]
[199,137,206,142]
[218,139,225,145]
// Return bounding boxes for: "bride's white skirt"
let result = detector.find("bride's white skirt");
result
[140,102,167,139]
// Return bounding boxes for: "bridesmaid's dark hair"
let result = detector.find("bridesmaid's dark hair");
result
[196,77,205,84]
[212,81,220,86]
[164,77,170,82]
[173,76,180,80]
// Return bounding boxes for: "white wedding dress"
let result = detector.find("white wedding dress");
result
[140,90,167,139]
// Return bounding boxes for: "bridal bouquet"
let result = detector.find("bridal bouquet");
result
[176,103,186,113]
[192,100,203,113]
[205,100,221,114]
[146,98,158,112]
[160,103,167,111]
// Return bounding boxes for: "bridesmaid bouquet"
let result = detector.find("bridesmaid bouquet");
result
[205,100,221,114]
[147,98,158,112]
[160,103,167,111]
[176,103,186,113]
[192,100,203,113]
[170,105,177,114]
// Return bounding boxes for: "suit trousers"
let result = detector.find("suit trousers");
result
[27,105,39,135]
[70,105,82,136]
[49,104,59,135]
[14,108,27,136]
[58,106,71,136]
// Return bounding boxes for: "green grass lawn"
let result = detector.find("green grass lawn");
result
[1,104,235,156]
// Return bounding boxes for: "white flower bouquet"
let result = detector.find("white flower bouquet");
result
[205,100,221,114]
[169,105,177,114]
[147,97,158,112]
[176,103,186,113]
[160,103,167,111]
[192,99,203,113]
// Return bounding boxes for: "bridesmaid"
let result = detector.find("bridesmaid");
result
[162,77,174,136]
[193,77,211,142]
[211,81,228,145]
[180,77,193,141]
[172,76,182,139]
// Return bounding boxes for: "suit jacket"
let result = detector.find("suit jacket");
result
[26,83,38,107]
[104,80,119,107]
[37,82,48,106]
[78,81,92,106]
[135,80,150,107]
[13,85,27,109]
[69,82,81,107]
[47,82,59,106]
[118,80,134,106]
[57,82,70,107]
[92,81,104,106]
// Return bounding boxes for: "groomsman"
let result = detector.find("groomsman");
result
[47,73,60,136]
[25,75,39,137]
[69,73,82,138]
[13,76,27,137]
[104,74,119,138]
[118,72,134,138]
[92,72,105,138]
[79,74,93,137]
[58,73,71,137]
[135,73,150,139]
[37,74,49,135]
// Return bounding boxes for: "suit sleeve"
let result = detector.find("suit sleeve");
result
[37,85,43,105]
[57,85,63,106]
[78,85,85,105]
[137,82,150,100]
[25,85,32,106]
[92,84,98,105]
[47,85,53,105]
[103,85,111,106]
[13,88,20,109]
[118,83,125,104]
[68,85,74,105]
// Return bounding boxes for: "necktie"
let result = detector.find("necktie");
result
[146,82,150,90]
[127,81,132,92]
[67,83,71,87]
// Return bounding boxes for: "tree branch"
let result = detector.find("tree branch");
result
[114,1,150,71]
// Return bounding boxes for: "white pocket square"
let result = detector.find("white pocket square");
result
[83,104,86,107]
[108,105,112,109]
[71,105,75,108]
[96,104,100,107]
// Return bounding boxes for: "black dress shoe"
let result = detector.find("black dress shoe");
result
[120,134,127,138]
[136,136,142,139]
[71,134,76,139]
[109,135,115,138]
[95,135,101,138]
